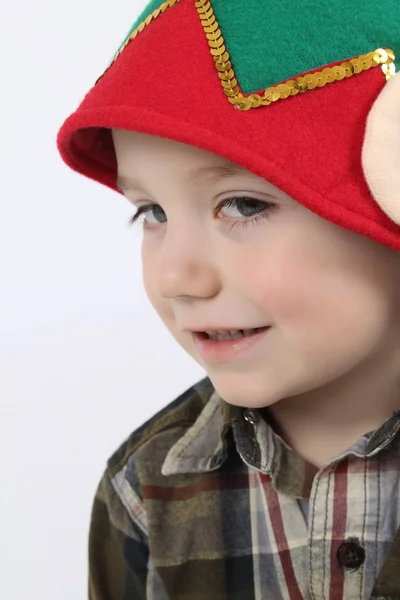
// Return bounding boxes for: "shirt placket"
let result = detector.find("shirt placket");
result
[308,455,370,600]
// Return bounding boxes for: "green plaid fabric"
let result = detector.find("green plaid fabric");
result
[88,377,400,599]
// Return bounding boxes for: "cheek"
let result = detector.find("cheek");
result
[142,249,175,325]
[141,246,153,301]
[261,241,393,365]
[244,237,376,342]
[242,238,335,321]
[142,248,160,309]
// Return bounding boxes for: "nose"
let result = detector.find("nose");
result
[154,226,221,299]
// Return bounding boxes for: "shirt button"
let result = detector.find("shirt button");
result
[337,540,365,570]
[243,409,259,425]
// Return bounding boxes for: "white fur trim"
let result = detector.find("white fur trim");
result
[362,72,400,225]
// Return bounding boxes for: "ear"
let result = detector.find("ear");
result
[362,71,400,225]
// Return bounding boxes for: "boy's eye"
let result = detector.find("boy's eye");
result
[128,196,277,228]
[140,204,167,225]
[219,197,267,218]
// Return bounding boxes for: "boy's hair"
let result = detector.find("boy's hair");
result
[57,0,400,250]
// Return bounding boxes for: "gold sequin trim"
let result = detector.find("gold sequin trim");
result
[96,0,396,105]
[195,0,396,111]
[96,0,181,84]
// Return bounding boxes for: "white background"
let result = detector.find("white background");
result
[1,1,204,598]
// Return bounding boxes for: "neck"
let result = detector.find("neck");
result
[267,351,400,469]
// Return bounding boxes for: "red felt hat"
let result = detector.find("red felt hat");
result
[57,0,400,250]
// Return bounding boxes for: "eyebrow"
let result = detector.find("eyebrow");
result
[116,163,248,193]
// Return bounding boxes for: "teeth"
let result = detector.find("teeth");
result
[205,328,260,341]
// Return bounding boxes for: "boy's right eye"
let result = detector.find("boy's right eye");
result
[128,204,165,227]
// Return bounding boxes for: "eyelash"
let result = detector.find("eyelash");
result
[127,196,278,231]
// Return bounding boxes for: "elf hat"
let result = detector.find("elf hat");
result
[57,0,400,251]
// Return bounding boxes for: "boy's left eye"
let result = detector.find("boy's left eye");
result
[127,196,278,228]
[219,196,269,218]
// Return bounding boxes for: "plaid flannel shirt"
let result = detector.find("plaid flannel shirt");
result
[88,377,400,599]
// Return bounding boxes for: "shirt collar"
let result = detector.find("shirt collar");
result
[161,390,231,476]
[161,389,307,478]
[161,392,318,498]
[161,386,400,496]
[365,408,400,456]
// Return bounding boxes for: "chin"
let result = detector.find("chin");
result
[207,373,286,409]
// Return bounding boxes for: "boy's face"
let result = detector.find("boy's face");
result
[112,129,400,408]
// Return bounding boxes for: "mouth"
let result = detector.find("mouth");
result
[195,326,269,342]
[192,326,271,363]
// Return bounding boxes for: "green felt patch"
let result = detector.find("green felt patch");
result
[116,0,400,93]
[211,0,400,93]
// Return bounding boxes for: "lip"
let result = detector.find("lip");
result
[192,327,271,363]
[186,325,269,332]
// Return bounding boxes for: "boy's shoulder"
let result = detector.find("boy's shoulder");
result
[89,377,229,588]
[104,376,217,492]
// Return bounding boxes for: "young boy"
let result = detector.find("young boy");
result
[57,0,400,598]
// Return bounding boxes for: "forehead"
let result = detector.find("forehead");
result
[112,129,241,166]
[116,164,253,193]
[112,129,252,191]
